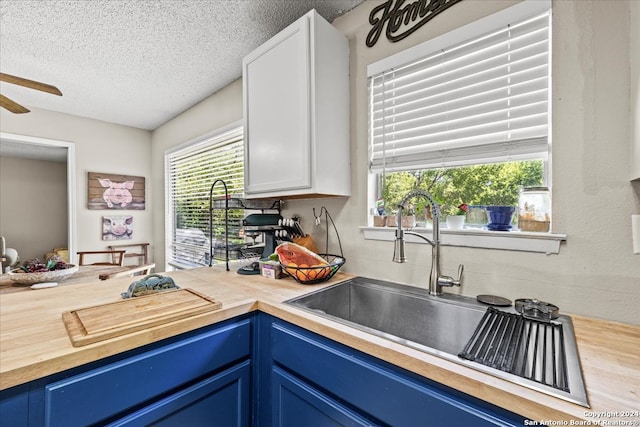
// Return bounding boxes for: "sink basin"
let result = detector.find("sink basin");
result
[285,277,589,407]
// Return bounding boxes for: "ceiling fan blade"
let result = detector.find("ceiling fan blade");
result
[0,72,62,96]
[0,94,30,113]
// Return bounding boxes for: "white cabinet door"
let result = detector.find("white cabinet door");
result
[243,16,311,194]
[243,10,350,199]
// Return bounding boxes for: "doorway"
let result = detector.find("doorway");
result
[0,132,76,264]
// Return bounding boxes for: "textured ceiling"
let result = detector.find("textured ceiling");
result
[0,0,364,131]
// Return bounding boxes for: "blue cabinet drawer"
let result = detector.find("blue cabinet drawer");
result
[271,320,524,427]
[44,318,251,427]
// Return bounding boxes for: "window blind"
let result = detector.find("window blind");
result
[166,127,244,269]
[368,2,550,172]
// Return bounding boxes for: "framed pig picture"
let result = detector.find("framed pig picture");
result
[102,215,133,240]
[88,172,145,210]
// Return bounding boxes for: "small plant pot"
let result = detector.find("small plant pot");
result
[486,206,516,231]
[373,215,386,227]
[385,215,416,228]
[446,215,465,230]
[402,215,416,228]
[465,205,488,228]
[386,215,397,227]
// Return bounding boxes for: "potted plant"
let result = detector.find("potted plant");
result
[465,205,488,228]
[385,205,416,228]
[402,204,417,228]
[446,203,468,230]
[372,198,386,227]
[485,194,518,231]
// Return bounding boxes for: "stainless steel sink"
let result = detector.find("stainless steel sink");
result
[285,277,589,407]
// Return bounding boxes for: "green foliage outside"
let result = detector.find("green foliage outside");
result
[175,186,246,247]
[172,141,245,249]
[380,161,544,217]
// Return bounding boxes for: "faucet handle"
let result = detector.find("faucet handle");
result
[455,264,464,286]
[437,264,464,288]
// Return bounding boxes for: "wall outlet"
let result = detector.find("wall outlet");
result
[633,215,640,254]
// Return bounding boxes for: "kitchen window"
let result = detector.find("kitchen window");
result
[365,0,564,253]
[165,125,244,269]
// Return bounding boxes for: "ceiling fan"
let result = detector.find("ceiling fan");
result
[0,72,62,114]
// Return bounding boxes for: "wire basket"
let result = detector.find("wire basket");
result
[280,254,345,285]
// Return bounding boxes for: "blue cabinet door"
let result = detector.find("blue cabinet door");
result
[267,316,526,427]
[0,384,28,427]
[38,316,251,427]
[272,366,375,427]
[108,360,251,427]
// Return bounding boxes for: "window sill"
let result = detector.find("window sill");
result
[360,226,567,254]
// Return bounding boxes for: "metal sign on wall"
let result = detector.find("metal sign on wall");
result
[366,0,464,47]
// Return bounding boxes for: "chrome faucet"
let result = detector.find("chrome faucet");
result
[392,189,464,295]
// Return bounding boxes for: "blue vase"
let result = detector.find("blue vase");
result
[486,206,516,231]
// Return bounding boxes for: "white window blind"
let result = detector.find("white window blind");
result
[368,1,551,172]
[166,127,244,269]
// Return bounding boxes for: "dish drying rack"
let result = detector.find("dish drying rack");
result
[208,179,282,271]
[459,307,570,393]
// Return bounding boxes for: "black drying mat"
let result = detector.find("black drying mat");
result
[459,307,569,392]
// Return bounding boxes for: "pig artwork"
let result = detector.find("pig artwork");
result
[103,216,133,240]
[99,179,134,208]
[88,172,145,210]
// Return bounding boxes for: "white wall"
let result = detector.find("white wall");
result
[150,79,243,269]
[0,108,153,262]
[0,156,67,262]
[152,0,640,325]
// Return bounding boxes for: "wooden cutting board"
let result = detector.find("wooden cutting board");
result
[62,288,222,347]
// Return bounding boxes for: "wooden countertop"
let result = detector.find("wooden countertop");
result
[1,266,638,423]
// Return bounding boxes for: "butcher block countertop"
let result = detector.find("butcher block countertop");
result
[1,266,639,423]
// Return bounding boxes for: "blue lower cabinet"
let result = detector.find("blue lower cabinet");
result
[0,312,530,426]
[267,317,527,427]
[0,384,28,427]
[272,366,375,427]
[39,316,252,427]
[107,360,251,427]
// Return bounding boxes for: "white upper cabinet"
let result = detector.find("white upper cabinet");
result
[242,9,350,198]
